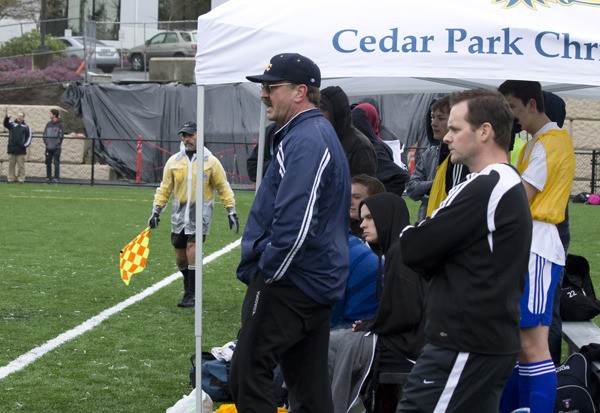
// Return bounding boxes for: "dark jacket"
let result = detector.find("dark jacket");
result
[401,164,532,355]
[237,109,351,305]
[246,123,280,182]
[352,107,409,196]
[320,86,377,177]
[4,116,32,155]
[352,97,399,141]
[356,193,427,359]
[43,118,64,151]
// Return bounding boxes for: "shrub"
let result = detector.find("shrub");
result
[0,30,65,58]
[0,56,83,87]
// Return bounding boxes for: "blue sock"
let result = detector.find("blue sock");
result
[499,364,520,413]
[522,360,557,413]
[518,364,530,408]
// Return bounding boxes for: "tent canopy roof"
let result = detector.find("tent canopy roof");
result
[196,0,600,99]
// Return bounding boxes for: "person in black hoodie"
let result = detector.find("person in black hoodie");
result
[320,86,378,177]
[352,103,409,196]
[328,192,426,413]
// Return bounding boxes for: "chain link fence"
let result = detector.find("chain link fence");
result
[2,135,599,196]
[0,134,257,189]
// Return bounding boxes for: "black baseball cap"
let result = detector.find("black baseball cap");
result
[178,121,197,135]
[246,53,321,87]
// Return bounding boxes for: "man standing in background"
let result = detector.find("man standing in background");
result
[4,111,32,183]
[43,109,64,183]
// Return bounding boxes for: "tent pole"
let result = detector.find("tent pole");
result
[195,84,205,413]
[256,103,267,191]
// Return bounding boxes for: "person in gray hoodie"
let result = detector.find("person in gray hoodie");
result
[43,109,64,182]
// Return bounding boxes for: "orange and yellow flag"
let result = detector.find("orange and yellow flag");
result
[120,227,150,285]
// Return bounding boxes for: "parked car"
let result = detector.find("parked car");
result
[127,30,197,71]
[58,36,120,73]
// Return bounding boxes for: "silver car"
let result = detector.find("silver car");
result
[127,30,197,71]
[58,36,120,73]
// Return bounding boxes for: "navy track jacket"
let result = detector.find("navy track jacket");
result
[237,109,351,306]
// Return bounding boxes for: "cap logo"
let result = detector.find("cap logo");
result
[265,63,272,72]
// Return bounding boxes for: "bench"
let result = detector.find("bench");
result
[562,320,600,380]
[376,322,600,386]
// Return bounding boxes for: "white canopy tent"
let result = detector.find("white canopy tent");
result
[190,0,600,410]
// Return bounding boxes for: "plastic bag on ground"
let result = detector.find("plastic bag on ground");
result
[166,388,213,413]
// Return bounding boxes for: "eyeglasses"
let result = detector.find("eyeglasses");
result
[261,82,293,93]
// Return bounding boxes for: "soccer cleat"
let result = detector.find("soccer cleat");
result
[177,293,195,308]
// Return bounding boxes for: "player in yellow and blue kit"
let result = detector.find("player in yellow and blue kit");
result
[499,80,575,413]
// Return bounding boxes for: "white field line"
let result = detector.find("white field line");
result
[0,238,241,381]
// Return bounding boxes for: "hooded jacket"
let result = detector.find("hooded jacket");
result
[4,116,32,155]
[357,193,426,359]
[353,97,399,141]
[320,86,377,177]
[43,118,64,151]
[352,106,409,197]
[153,144,235,235]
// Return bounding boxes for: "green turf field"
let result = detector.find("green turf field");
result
[0,183,598,412]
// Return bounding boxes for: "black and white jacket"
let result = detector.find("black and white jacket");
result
[400,163,532,356]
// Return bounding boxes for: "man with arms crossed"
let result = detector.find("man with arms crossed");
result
[397,89,532,412]
[498,80,575,413]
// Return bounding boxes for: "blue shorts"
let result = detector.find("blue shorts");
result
[520,253,562,328]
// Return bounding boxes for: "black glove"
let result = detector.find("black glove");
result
[148,212,160,229]
[228,213,239,233]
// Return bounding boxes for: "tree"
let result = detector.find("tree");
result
[0,0,40,22]
[158,0,209,30]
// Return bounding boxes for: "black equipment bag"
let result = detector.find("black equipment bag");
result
[561,254,600,322]
[554,352,596,413]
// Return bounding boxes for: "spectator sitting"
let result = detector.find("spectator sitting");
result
[352,104,409,197]
[329,192,427,413]
[349,174,386,238]
[406,97,450,222]
[330,233,380,330]
[352,97,399,142]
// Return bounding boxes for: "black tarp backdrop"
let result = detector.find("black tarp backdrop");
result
[62,82,438,185]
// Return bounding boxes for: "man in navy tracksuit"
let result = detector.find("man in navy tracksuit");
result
[230,53,351,413]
